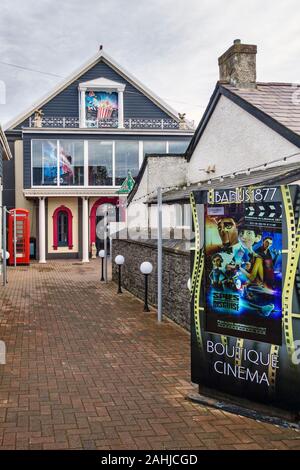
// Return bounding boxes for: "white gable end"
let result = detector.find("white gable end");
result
[78,77,125,92]
[187,95,299,184]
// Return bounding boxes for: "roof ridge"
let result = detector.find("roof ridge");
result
[256,81,300,86]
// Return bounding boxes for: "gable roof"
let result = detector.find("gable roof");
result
[223,83,300,135]
[186,82,300,160]
[4,49,181,131]
[0,125,12,160]
[148,161,300,204]
[127,153,186,204]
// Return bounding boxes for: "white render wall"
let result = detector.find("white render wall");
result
[127,155,187,231]
[132,155,187,202]
[187,95,300,184]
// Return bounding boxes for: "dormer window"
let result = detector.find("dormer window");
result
[78,78,125,129]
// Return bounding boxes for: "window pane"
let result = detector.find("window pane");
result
[59,140,84,186]
[115,141,139,186]
[168,140,190,154]
[88,141,113,185]
[143,141,166,157]
[32,140,57,186]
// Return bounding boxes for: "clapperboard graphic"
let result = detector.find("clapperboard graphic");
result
[245,202,282,229]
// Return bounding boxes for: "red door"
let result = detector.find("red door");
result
[8,209,30,265]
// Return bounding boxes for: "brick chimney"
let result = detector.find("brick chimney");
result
[218,39,257,89]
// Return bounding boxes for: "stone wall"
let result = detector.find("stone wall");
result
[112,238,190,330]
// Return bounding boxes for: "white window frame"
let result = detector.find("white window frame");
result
[57,139,60,187]
[31,138,59,189]
[87,140,114,188]
[78,79,126,129]
[31,138,166,189]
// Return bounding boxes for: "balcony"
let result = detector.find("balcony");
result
[28,116,181,130]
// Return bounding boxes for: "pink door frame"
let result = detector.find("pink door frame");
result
[52,205,73,250]
[89,197,125,245]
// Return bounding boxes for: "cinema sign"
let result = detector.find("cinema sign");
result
[190,185,300,410]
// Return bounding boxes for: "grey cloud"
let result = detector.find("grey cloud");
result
[0,0,300,127]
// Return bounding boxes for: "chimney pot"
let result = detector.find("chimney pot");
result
[218,40,257,89]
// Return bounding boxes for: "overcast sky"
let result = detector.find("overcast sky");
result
[0,0,300,128]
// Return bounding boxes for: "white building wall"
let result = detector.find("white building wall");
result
[127,155,187,233]
[187,95,300,184]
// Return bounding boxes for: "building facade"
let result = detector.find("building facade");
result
[0,125,12,264]
[4,49,194,262]
[130,40,300,219]
[119,40,300,333]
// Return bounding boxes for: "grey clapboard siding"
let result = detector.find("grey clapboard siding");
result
[0,146,2,178]
[2,140,15,209]
[23,136,32,189]
[18,60,174,129]
[23,133,191,188]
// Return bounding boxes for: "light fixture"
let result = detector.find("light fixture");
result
[140,262,153,312]
[219,176,224,182]
[230,173,235,179]
[246,168,251,176]
[115,255,125,294]
[197,182,202,187]
[208,179,212,185]
[115,255,125,265]
[0,249,10,260]
[99,250,105,281]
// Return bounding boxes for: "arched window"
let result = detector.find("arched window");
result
[52,205,73,250]
[58,211,68,246]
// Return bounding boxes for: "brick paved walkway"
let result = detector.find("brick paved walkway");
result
[0,260,299,450]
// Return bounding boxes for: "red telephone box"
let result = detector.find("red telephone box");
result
[8,209,30,265]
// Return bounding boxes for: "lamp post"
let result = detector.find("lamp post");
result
[115,255,125,294]
[140,261,153,312]
[99,250,105,281]
[0,249,9,286]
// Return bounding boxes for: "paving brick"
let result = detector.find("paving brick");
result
[0,260,299,450]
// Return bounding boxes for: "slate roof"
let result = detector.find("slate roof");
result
[130,81,300,204]
[148,161,300,204]
[186,81,300,161]
[223,82,300,136]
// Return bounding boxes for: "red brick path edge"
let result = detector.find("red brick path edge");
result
[0,260,299,450]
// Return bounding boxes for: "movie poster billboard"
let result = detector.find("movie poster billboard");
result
[85,91,118,123]
[204,198,282,345]
[190,186,300,410]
